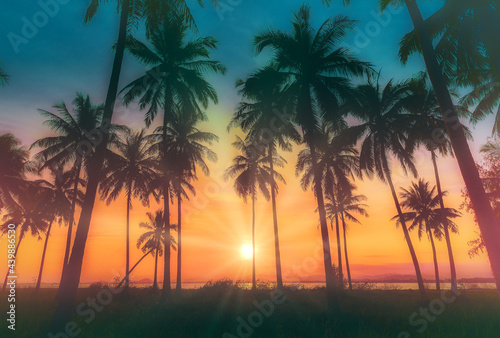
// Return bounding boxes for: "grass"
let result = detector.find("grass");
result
[1,281,500,337]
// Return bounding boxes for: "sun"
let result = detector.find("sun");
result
[240,244,253,259]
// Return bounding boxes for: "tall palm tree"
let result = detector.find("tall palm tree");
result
[379,0,500,295]
[225,136,284,291]
[137,210,174,290]
[54,1,220,326]
[325,184,368,290]
[1,183,50,291]
[230,66,301,288]
[34,166,84,294]
[121,17,225,294]
[99,129,158,289]
[0,134,29,213]
[345,77,427,300]
[296,124,360,288]
[254,5,371,293]
[394,180,460,291]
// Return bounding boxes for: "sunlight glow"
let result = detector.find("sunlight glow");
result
[240,244,253,259]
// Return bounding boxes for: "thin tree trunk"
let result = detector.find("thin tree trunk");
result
[428,229,441,291]
[35,220,54,294]
[125,189,131,289]
[176,189,182,291]
[52,0,130,328]
[341,213,353,291]
[153,247,159,290]
[3,234,24,291]
[335,213,343,288]
[268,144,283,289]
[62,162,82,270]
[431,150,458,294]
[251,186,256,291]
[384,164,427,301]
[117,248,154,289]
[404,0,500,295]
[163,183,171,294]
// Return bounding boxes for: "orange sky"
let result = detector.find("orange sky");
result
[0,112,494,286]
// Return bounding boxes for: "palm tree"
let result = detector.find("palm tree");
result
[31,93,105,271]
[394,180,460,291]
[121,17,225,295]
[405,72,466,294]
[34,165,84,294]
[296,124,360,288]
[325,184,368,290]
[230,66,301,288]
[54,1,220,326]
[378,0,500,295]
[225,136,284,291]
[99,129,158,289]
[254,5,371,293]
[0,62,8,86]
[137,210,175,290]
[345,77,428,300]
[1,183,50,291]
[0,134,30,213]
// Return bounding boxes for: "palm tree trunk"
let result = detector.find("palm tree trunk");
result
[35,220,54,294]
[176,190,182,291]
[117,248,154,289]
[404,0,500,295]
[52,0,130,328]
[62,162,82,270]
[428,229,441,291]
[268,144,283,288]
[163,183,171,294]
[153,247,159,290]
[384,162,427,301]
[3,234,24,291]
[335,213,343,288]
[125,189,131,289]
[431,150,458,294]
[251,185,256,291]
[309,143,336,293]
[341,213,353,291]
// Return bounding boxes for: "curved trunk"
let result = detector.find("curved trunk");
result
[61,162,82,271]
[251,185,256,291]
[404,0,500,296]
[428,228,441,291]
[176,190,182,291]
[335,213,343,288]
[431,150,458,294]
[35,220,54,294]
[341,213,352,291]
[125,189,131,289]
[3,234,24,291]
[268,143,283,288]
[117,248,154,289]
[52,0,130,328]
[153,247,159,290]
[383,159,427,301]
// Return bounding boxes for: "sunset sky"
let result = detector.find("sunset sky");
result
[0,0,495,285]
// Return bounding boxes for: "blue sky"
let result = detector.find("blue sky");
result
[0,0,493,152]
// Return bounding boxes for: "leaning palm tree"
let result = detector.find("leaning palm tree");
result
[230,65,301,288]
[378,0,500,295]
[34,165,84,294]
[0,134,30,213]
[297,123,360,288]
[136,210,173,290]
[1,183,50,291]
[345,77,427,300]
[325,184,368,290]
[121,17,225,295]
[99,129,158,289]
[54,0,220,326]
[225,136,284,291]
[394,180,460,291]
[254,5,371,293]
